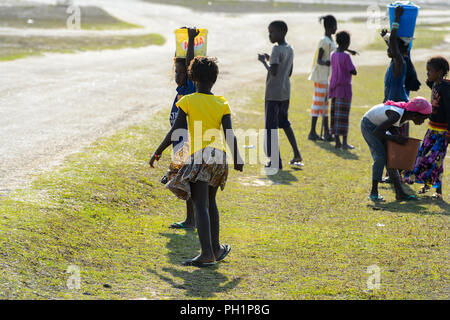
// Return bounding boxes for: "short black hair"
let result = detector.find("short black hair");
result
[319,15,337,29]
[427,55,449,77]
[188,56,219,84]
[269,20,288,34]
[336,31,350,47]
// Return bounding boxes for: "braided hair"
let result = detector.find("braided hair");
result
[188,56,219,84]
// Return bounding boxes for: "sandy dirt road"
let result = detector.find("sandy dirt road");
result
[0,0,448,194]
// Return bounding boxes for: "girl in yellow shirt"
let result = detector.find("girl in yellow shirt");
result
[150,56,243,267]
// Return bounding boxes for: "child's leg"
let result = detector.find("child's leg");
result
[322,115,333,140]
[208,185,229,259]
[185,198,195,227]
[265,101,281,167]
[387,169,409,199]
[335,134,342,148]
[189,181,215,262]
[278,100,302,161]
[309,116,319,139]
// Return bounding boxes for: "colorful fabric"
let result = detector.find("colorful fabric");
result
[176,93,231,155]
[384,97,432,115]
[330,98,351,136]
[404,129,448,189]
[329,51,355,100]
[310,82,329,117]
[166,147,228,200]
[428,79,450,135]
[170,76,195,149]
[308,36,335,83]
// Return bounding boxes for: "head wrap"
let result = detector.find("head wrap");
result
[385,97,432,115]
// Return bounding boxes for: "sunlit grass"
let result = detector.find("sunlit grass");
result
[0,63,448,299]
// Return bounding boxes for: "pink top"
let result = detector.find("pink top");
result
[329,51,355,100]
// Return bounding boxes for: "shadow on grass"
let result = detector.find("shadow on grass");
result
[147,232,241,298]
[265,168,298,185]
[367,195,450,215]
[312,140,359,160]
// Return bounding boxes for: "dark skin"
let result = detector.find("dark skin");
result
[370,109,429,200]
[334,41,357,150]
[257,25,292,77]
[258,25,302,163]
[150,79,243,264]
[173,27,199,229]
[388,6,406,78]
[174,27,199,87]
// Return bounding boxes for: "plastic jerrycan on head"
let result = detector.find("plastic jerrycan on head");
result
[174,28,208,58]
[388,1,419,49]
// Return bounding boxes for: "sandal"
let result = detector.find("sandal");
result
[308,132,320,141]
[169,222,195,230]
[397,194,420,201]
[216,244,231,262]
[431,193,443,200]
[369,195,386,202]
[182,259,216,268]
[289,159,304,167]
[418,186,430,194]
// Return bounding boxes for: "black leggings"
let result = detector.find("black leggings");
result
[190,181,220,258]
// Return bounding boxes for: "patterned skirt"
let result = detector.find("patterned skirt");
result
[310,82,329,117]
[166,147,228,200]
[403,129,448,189]
[330,98,351,136]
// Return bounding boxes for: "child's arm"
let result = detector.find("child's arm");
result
[390,6,405,78]
[317,48,330,66]
[186,28,199,69]
[258,53,279,76]
[222,114,244,171]
[373,110,408,144]
[149,109,188,167]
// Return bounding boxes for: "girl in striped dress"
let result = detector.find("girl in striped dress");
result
[307,15,337,141]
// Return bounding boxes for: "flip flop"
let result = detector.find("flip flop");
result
[169,222,195,230]
[397,194,420,201]
[216,244,231,262]
[369,195,386,202]
[182,259,216,268]
[289,159,304,167]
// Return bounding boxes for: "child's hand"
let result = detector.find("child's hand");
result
[380,28,388,38]
[348,49,359,56]
[149,153,161,168]
[325,60,331,67]
[393,135,408,144]
[188,27,200,39]
[234,163,244,172]
[264,53,270,61]
[258,53,266,63]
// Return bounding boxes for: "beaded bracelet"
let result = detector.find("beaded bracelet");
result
[153,153,161,160]
[392,22,400,30]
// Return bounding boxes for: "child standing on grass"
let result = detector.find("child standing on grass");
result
[329,31,357,149]
[150,56,243,267]
[165,27,198,230]
[404,56,450,199]
[361,97,431,202]
[258,20,303,170]
[307,15,337,142]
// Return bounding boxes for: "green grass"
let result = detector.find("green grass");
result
[366,25,449,50]
[0,34,165,62]
[0,62,448,299]
[0,5,142,30]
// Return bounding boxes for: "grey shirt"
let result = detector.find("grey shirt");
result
[265,43,294,101]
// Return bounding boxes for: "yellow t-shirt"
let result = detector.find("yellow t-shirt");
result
[176,92,231,155]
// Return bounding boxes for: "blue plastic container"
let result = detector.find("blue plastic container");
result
[388,1,420,38]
